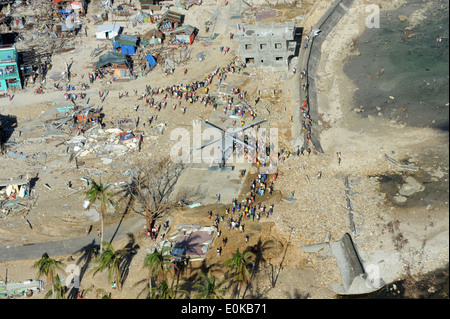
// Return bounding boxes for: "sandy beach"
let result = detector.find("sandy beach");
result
[0,0,448,300]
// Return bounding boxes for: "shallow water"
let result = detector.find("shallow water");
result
[344,0,449,131]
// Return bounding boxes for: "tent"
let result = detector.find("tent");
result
[96,51,131,69]
[145,55,157,68]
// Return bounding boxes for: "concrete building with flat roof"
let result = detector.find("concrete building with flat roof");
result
[236,22,300,70]
[0,44,21,91]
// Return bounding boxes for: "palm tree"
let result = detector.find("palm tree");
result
[83,285,112,299]
[33,253,64,298]
[150,280,188,299]
[44,275,66,299]
[223,249,254,298]
[85,176,116,253]
[143,246,174,291]
[95,288,112,299]
[92,242,128,291]
[193,271,228,299]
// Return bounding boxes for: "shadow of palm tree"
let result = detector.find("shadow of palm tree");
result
[242,237,275,299]
[173,258,225,299]
[119,233,140,287]
[66,239,99,299]
[109,188,135,244]
[245,237,275,275]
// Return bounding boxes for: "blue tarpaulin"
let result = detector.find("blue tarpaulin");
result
[145,55,157,68]
[121,45,135,55]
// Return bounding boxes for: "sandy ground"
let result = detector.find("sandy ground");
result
[0,0,448,300]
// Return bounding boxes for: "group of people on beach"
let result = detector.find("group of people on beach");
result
[210,170,279,257]
[135,60,251,118]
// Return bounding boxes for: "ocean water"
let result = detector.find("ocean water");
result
[343,0,449,131]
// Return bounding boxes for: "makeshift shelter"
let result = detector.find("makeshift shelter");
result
[96,51,131,69]
[145,54,157,68]
[113,34,139,46]
[112,35,139,55]
[96,24,121,39]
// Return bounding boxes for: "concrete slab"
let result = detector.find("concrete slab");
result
[172,162,249,205]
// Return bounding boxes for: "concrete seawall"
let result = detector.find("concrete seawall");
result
[297,0,355,153]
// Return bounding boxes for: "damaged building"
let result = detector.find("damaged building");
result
[236,21,301,71]
[0,43,21,90]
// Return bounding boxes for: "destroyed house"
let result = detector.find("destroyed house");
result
[141,29,164,46]
[166,25,196,44]
[52,0,87,16]
[138,0,164,11]
[0,177,30,201]
[9,16,24,30]
[157,10,184,32]
[0,44,21,91]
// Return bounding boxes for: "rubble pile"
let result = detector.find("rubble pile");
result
[0,176,33,218]
[67,126,143,161]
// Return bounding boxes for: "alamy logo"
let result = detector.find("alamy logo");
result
[65,264,80,289]
[366,4,380,29]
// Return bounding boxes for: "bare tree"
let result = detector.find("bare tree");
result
[127,157,186,230]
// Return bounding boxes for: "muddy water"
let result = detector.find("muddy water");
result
[343,0,449,131]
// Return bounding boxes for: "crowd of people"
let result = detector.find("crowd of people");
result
[134,60,252,118]
[209,170,279,257]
